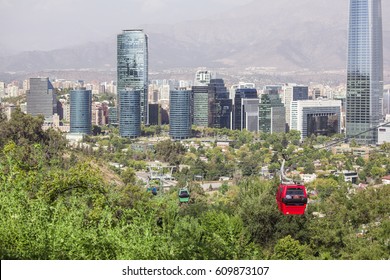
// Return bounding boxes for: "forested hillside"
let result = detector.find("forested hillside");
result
[0,111,389,260]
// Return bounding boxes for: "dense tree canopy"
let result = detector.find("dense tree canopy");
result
[1,112,389,260]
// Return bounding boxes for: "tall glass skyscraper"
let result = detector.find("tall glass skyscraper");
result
[118,89,141,138]
[346,0,383,144]
[169,89,192,140]
[70,89,92,135]
[117,30,149,129]
[208,79,232,129]
[192,86,209,127]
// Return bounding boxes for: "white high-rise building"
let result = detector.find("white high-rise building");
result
[194,69,215,86]
[294,99,342,139]
[230,82,256,101]
[0,82,5,98]
[281,84,309,130]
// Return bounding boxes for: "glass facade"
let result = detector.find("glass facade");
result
[242,98,260,132]
[27,78,56,120]
[108,107,118,126]
[233,88,258,130]
[383,89,390,116]
[259,91,285,133]
[192,86,209,127]
[346,0,383,144]
[170,90,192,140]
[118,89,141,138]
[117,30,148,126]
[70,89,92,135]
[208,79,232,129]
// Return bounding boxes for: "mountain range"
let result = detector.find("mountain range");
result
[1,0,389,73]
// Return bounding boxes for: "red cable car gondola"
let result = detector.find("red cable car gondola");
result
[276,160,308,215]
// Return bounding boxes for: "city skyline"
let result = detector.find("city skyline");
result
[1,1,390,74]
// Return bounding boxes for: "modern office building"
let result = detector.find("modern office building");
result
[194,70,215,86]
[295,100,342,139]
[378,123,390,144]
[259,91,285,133]
[118,89,141,138]
[149,103,159,126]
[192,86,209,127]
[312,88,322,100]
[346,0,383,144]
[0,82,5,98]
[242,98,260,132]
[270,107,286,134]
[230,82,256,101]
[208,79,232,129]
[27,78,57,120]
[383,89,390,116]
[233,88,258,130]
[169,89,192,140]
[159,84,170,101]
[70,89,92,135]
[108,107,118,126]
[282,84,309,130]
[117,30,148,125]
[378,115,390,144]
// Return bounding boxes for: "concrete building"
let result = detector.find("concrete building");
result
[0,82,5,98]
[378,121,390,144]
[230,82,256,101]
[282,84,309,130]
[194,69,215,86]
[294,99,342,139]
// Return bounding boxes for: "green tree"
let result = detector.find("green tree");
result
[272,235,309,260]
[121,167,137,185]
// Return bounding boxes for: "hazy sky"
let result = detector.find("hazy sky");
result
[0,0,253,53]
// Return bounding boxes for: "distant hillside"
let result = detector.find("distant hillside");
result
[1,0,389,72]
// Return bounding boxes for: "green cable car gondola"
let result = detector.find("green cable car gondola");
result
[178,188,190,203]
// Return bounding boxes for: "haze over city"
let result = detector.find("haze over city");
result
[1,0,390,75]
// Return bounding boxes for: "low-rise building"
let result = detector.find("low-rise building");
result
[382,175,390,185]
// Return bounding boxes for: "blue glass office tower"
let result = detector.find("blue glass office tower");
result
[117,30,149,129]
[346,0,383,144]
[118,89,141,138]
[170,90,192,140]
[208,79,232,129]
[70,89,92,135]
[233,88,258,130]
